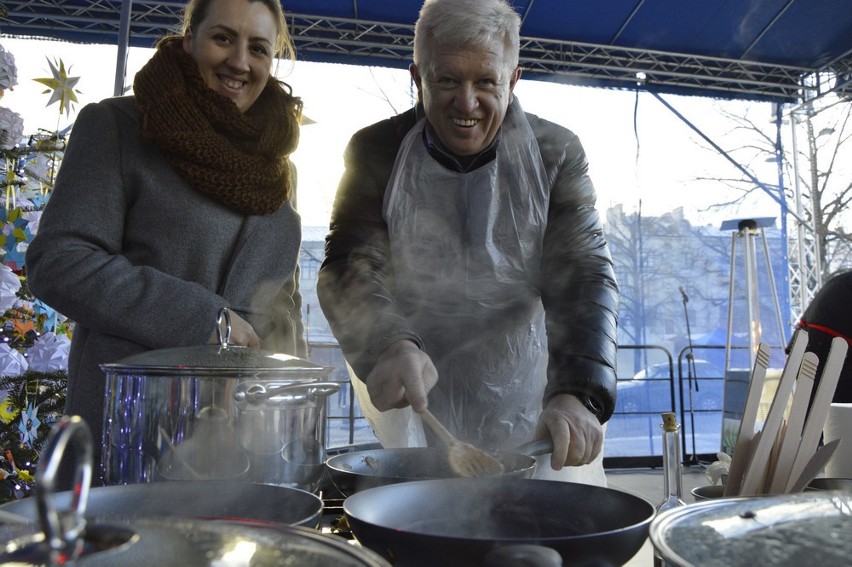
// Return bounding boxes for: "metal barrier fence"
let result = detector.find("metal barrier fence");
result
[309,340,766,467]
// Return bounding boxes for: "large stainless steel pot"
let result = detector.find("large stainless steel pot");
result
[100,308,339,490]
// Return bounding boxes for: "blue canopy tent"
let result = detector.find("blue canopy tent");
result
[1,0,850,103]
[1,0,850,314]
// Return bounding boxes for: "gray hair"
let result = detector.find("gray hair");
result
[413,0,521,78]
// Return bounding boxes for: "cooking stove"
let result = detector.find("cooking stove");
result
[319,492,353,539]
[315,443,380,542]
[315,465,357,542]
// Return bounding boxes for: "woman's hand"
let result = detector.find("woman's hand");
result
[209,311,261,347]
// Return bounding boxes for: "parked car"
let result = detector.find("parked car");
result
[617,359,725,413]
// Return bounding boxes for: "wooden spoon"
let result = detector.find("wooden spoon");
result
[419,409,504,477]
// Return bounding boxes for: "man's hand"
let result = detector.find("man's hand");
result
[535,393,603,469]
[365,340,438,412]
[209,311,260,348]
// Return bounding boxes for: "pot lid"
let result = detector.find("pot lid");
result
[4,416,386,567]
[650,491,852,566]
[100,308,330,377]
[101,344,328,377]
[0,517,390,567]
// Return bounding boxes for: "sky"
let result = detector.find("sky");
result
[1,36,786,230]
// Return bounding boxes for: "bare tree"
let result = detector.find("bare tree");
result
[605,204,732,371]
[692,97,852,280]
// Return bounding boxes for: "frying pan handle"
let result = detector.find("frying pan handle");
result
[36,416,93,561]
[514,438,555,457]
[484,544,562,566]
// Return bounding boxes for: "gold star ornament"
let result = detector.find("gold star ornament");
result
[33,57,81,117]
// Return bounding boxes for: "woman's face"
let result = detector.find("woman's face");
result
[183,0,278,113]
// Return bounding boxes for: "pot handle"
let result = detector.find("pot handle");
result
[35,416,93,561]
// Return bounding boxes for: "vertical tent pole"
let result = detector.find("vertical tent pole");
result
[113,0,133,97]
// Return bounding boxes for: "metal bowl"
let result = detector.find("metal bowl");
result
[806,477,852,491]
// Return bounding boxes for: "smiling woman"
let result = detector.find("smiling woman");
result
[21,0,307,482]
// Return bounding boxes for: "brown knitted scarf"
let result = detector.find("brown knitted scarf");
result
[133,37,302,215]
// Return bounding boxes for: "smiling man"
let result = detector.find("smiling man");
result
[318,0,618,486]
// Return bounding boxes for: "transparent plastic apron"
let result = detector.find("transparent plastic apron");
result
[352,102,606,484]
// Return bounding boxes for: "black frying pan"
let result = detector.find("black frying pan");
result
[325,440,551,496]
[0,480,323,528]
[343,477,655,567]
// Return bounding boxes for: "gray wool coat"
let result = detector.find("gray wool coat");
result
[26,96,306,471]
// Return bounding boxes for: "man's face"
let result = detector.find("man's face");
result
[183,0,277,113]
[411,43,521,158]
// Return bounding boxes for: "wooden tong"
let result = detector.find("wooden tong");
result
[738,331,808,495]
[784,336,848,493]
[724,342,771,496]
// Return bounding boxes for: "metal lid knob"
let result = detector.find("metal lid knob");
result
[36,415,93,563]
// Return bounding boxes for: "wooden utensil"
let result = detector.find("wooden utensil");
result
[767,352,818,493]
[724,342,772,496]
[419,409,504,477]
[739,331,809,495]
[785,336,849,493]
[789,438,841,493]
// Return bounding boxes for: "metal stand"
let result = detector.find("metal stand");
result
[679,286,699,464]
[722,218,786,372]
[720,218,786,454]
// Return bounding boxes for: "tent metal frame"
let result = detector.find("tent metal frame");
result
[2,0,850,320]
[3,0,851,103]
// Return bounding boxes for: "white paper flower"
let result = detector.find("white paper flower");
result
[22,152,54,190]
[0,263,21,313]
[26,332,70,372]
[0,342,28,376]
[0,45,18,91]
[0,106,24,150]
[21,210,42,236]
[705,451,732,486]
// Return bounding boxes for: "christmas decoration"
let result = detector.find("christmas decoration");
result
[33,57,81,117]
[0,45,17,92]
[0,43,73,503]
[0,370,66,501]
